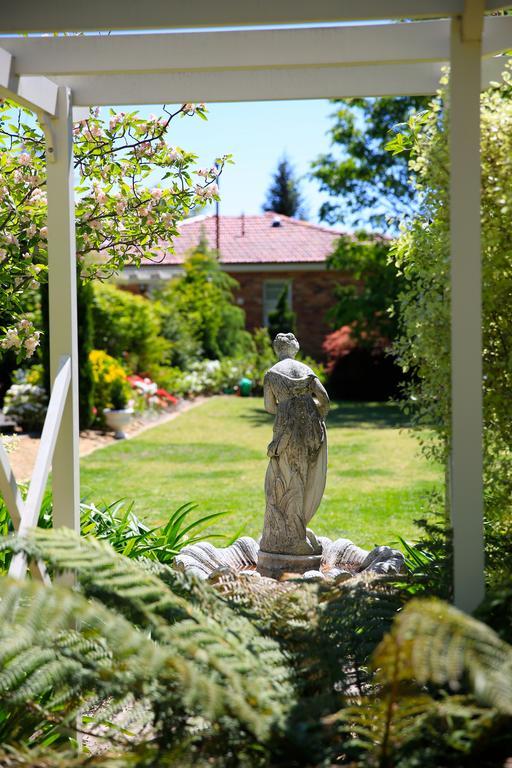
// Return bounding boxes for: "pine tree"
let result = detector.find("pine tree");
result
[263,156,305,218]
[267,286,296,341]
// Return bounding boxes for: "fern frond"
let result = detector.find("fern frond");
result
[375,597,512,714]
[0,529,295,744]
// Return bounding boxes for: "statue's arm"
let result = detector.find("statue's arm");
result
[263,374,277,415]
[312,377,330,419]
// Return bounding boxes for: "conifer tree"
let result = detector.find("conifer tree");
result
[268,286,296,341]
[263,156,305,218]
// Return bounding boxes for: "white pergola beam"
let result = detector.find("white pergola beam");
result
[0,22,452,76]
[3,18,511,79]
[50,64,446,105]
[0,47,58,115]
[45,58,507,106]
[0,1,478,33]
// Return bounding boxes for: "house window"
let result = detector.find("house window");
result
[263,280,292,326]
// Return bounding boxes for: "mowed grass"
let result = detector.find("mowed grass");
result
[80,396,443,549]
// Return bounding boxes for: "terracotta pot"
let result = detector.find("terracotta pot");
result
[103,408,134,439]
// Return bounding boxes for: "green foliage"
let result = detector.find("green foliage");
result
[80,499,228,563]
[311,96,429,228]
[378,598,512,714]
[76,274,95,429]
[388,67,512,520]
[0,490,228,574]
[156,239,250,361]
[92,283,168,375]
[2,369,48,432]
[245,327,275,394]
[267,286,296,341]
[327,232,398,344]
[3,523,512,767]
[262,155,305,219]
[89,349,129,423]
[0,102,228,358]
[0,529,294,764]
[108,377,128,410]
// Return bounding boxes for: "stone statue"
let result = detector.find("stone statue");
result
[257,333,330,578]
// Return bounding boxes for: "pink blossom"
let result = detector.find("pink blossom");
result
[150,187,163,200]
[24,332,41,356]
[19,152,31,166]
[39,226,48,240]
[94,186,107,203]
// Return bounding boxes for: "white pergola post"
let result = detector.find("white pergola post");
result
[449,6,485,612]
[46,87,80,532]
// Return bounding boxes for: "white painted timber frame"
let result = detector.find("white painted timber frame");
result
[0,0,510,610]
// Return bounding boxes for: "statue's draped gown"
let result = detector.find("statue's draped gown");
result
[260,369,328,555]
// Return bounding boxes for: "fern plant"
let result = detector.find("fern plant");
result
[3,528,511,768]
[331,598,512,768]
[0,529,295,765]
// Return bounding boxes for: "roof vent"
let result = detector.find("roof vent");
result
[271,216,282,228]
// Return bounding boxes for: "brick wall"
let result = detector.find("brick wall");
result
[228,268,349,359]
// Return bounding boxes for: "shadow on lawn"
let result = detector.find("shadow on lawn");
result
[242,400,410,430]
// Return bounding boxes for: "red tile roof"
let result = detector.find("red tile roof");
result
[150,212,345,266]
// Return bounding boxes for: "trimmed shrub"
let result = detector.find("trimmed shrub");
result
[92,283,168,375]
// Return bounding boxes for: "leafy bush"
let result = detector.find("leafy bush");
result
[156,239,251,362]
[2,368,48,432]
[92,283,169,375]
[322,325,403,401]
[387,68,512,519]
[89,350,131,423]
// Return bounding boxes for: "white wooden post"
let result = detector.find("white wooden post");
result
[45,87,80,532]
[449,6,485,612]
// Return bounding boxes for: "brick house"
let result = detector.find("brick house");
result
[120,211,348,358]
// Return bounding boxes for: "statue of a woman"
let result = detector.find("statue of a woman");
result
[259,333,330,563]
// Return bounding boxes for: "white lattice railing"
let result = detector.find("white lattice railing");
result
[0,355,71,583]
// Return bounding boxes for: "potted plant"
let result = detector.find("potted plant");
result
[103,378,133,439]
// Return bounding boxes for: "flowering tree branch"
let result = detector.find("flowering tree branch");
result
[0,101,231,359]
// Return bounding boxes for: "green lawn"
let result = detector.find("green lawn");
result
[80,397,443,549]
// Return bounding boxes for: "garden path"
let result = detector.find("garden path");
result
[5,397,207,482]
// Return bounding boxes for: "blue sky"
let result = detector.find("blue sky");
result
[127,100,338,225]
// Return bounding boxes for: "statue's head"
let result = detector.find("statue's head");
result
[273,333,300,360]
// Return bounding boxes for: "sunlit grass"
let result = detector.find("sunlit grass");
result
[80,396,443,549]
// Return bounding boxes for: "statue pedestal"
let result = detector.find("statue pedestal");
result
[257,550,322,580]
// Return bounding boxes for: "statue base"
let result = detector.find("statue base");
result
[256,550,323,580]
